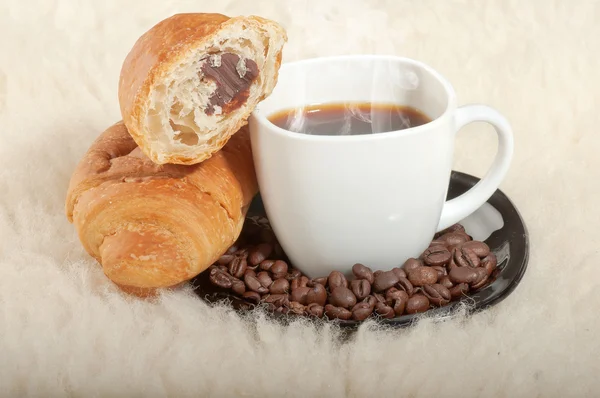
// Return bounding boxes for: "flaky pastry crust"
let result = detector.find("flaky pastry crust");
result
[118,13,286,165]
[65,121,257,295]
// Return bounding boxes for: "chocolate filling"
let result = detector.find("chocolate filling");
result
[201,53,259,115]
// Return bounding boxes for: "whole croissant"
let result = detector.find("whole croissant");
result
[65,121,258,295]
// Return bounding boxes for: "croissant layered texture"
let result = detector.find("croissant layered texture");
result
[118,13,287,165]
[66,122,258,295]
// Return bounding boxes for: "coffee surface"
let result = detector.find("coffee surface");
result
[268,102,431,136]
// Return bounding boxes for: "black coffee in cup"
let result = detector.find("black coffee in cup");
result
[268,102,431,136]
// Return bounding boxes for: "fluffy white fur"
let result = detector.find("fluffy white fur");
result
[143,17,286,163]
[0,0,598,396]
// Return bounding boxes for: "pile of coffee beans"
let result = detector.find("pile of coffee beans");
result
[206,223,498,321]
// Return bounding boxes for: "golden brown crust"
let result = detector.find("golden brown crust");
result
[65,121,257,292]
[118,13,286,166]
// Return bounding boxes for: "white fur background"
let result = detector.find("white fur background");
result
[1,0,599,396]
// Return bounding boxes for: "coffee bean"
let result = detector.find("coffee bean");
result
[373,270,400,292]
[471,268,489,290]
[449,266,479,284]
[395,277,414,296]
[287,268,302,281]
[256,271,273,288]
[408,267,438,286]
[447,256,459,271]
[324,304,352,320]
[288,301,306,315]
[217,265,228,273]
[290,286,311,305]
[435,223,466,238]
[234,248,249,258]
[306,278,327,287]
[402,258,423,272]
[431,266,447,279]
[384,294,394,307]
[259,259,275,272]
[206,264,218,272]
[440,232,469,246]
[454,247,481,268]
[439,276,454,289]
[306,303,324,318]
[269,278,290,294]
[330,287,357,309]
[406,294,430,314]
[423,247,452,266]
[242,291,261,304]
[386,287,407,303]
[363,295,377,308]
[217,254,235,265]
[462,241,490,258]
[248,243,273,266]
[274,306,289,315]
[209,268,232,289]
[306,283,327,306]
[429,239,448,248]
[375,302,395,319]
[244,274,268,294]
[352,302,373,321]
[449,283,469,299]
[350,279,371,300]
[472,267,488,284]
[228,257,248,278]
[263,294,290,308]
[219,222,492,322]
[291,276,309,291]
[328,271,348,290]
[271,260,288,279]
[482,253,498,276]
[373,293,386,305]
[310,277,328,286]
[255,285,269,295]
[352,263,375,284]
[392,291,409,315]
[231,279,246,295]
[423,284,451,306]
[392,267,407,279]
[449,223,466,233]
[471,277,488,291]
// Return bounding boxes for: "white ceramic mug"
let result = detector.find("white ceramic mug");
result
[249,55,513,278]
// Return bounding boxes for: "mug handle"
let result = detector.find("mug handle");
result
[437,104,514,231]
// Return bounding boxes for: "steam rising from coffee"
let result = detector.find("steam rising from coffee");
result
[268,66,426,136]
[343,103,413,135]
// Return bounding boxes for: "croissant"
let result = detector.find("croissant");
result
[65,121,258,296]
[118,12,287,166]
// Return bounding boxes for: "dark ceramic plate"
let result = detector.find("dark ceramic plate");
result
[192,171,529,329]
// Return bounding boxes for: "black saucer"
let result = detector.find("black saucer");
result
[192,171,529,329]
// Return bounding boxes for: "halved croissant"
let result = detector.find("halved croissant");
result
[118,13,287,165]
[65,121,258,295]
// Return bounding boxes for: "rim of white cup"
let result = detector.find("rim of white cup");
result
[250,54,459,142]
